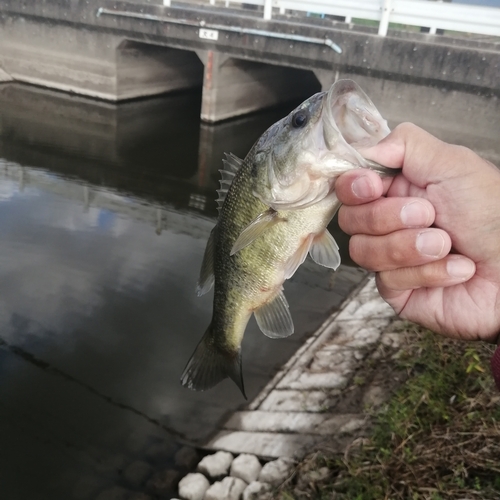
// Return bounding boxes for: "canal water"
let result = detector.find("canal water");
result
[0,79,498,500]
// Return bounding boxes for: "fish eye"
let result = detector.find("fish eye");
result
[291,111,308,128]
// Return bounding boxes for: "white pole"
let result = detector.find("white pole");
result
[264,0,272,20]
[378,0,392,36]
[163,0,171,6]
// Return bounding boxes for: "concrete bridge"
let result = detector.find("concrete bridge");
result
[0,0,499,122]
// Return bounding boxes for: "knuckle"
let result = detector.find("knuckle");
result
[385,244,407,265]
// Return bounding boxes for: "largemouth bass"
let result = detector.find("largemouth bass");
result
[181,80,393,398]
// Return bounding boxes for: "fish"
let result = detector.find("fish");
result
[181,79,394,398]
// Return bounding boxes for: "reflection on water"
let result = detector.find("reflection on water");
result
[0,80,497,500]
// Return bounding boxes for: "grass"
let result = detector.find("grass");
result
[277,324,500,499]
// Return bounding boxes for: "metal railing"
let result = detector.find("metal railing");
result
[163,0,500,37]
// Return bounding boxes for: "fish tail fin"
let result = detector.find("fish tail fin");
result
[180,323,246,399]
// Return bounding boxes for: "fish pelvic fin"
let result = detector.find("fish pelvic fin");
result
[309,229,341,270]
[180,324,246,399]
[283,234,314,280]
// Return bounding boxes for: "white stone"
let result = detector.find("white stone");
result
[197,450,234,478]
[230,454,262,483]
[178,473,210,500]
[258,458,295,487]
[339,417,367,434]
[279,371,349,390]
[225,411,328,433]
[242,481,272,500]
[206,431,320,459]
[204,477,247,500]
[259,390,338,412]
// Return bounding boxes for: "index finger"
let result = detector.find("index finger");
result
[335,168,389,206]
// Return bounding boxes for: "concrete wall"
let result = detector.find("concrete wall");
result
[1,16,119,99]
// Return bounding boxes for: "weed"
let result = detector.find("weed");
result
[278,325,500,499]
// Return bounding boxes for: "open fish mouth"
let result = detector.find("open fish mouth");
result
[323,79,391,152]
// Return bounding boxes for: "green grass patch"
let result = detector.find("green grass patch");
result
[279,324,500,499]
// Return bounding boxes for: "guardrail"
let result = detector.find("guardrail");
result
[166,0,500,37]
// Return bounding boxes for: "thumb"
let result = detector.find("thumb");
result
[359,122,473,188]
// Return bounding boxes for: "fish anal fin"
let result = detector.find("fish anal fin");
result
[254,290,294,339]
[283,234,314,280]
[230,209,284,255]
[196,227,216,296]
[180,324,246,399]
[309,229,341,270]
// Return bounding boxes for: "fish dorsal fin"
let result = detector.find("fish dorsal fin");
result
[216,153,243,212]
[254,290,294,339]
[230,208,284,255]
[283,234,314,280]
[222,152,242,174]
[196,227,216,296]
[309,229,341,270]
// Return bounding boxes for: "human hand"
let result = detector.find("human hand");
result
[336,123,500,343]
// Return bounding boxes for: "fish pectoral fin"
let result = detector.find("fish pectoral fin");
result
[309,229,341,270]
[283,234,314,280]
[254,290,294,339]
[230,209,284,255]
[196,227,216,296]
[180,323,246,399]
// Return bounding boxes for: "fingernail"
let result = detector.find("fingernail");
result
[401,201,430,227]
[416,231,445,257]
[447,257,475,279]
[352,175,375,199]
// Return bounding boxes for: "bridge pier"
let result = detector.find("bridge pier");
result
[197,50,320,122]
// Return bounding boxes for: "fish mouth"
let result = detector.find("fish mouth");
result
[322,79,390,154]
